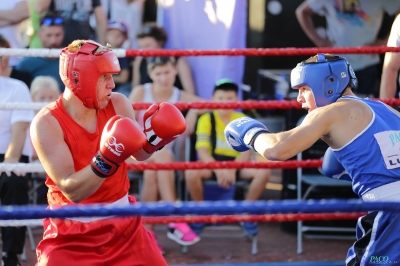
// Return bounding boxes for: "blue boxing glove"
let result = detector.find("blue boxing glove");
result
[224,117,269,152]
[320,148,351,181]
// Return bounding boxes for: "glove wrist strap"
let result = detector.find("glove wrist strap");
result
[90,152,119,178]
[243,127,269,150]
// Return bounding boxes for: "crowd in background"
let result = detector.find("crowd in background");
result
[1,0,400,264]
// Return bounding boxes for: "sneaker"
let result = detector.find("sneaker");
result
[241,222,259,237]
[167,223,200,246]
[189,223,204,235]
[2,253,21,266]
[148,229,165,255]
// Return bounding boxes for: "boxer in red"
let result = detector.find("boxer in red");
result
[30,40,186,265]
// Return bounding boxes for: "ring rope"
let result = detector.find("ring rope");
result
[141,212,365,224]
[0,199,394,220]
[2,99,400,111]
[0,160,322,173]
[0,212,365,227]
[1,46,400,58]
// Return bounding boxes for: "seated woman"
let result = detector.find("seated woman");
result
[129,56,204,253]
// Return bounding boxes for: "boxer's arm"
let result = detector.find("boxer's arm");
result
[111,92,152,161]
[253,107,339,161]
[30,109,105,203]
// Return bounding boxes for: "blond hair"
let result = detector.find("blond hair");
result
[30,76,60,97]
[67,39,109,54]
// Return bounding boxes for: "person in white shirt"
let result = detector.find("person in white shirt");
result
[0,74,34,266]
[296,0,400,98]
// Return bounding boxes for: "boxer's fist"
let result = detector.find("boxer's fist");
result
[91,115,147,178]
[321,148,351,181]
[224,117,268,152]
[142,102,186,154]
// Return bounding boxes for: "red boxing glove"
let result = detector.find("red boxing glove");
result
[91,115,147,178]
[142,102,186,154]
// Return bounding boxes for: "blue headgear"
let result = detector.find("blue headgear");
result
[290,54,357,107]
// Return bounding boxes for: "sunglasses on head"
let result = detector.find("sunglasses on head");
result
[41,17,63,26]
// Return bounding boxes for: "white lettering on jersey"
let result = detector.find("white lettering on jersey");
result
[375,131,400,169]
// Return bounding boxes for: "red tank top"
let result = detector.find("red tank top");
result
[45,95,130,206]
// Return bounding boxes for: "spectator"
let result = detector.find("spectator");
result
[380,14,400,99]
[30,76,60,108]
[30,76,60,161]
[106,19,131,97]
[99,0,145,49]
[132,23,196,94]
[0,74,34,266]
[185,79,270,236]
[0,1,29,67]
[16,13,64,91]
[295,0,400,97]
[33,0,107,46]
[0,34,31,87]
[129,56,203,252]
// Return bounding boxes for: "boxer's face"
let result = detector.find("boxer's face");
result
[297,85,316,112]
[97,73,115,109]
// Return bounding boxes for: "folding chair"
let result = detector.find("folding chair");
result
[296,116,356,254]
[183,135,258,255]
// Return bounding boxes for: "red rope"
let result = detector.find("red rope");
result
[127,160,321,171]
[126,46,400,57]
[132,99,400,110]
[142,212,365,224]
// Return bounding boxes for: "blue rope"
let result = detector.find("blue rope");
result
[1,199,399,220]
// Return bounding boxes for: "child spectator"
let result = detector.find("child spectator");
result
[106,19,132,97]
[30,76,60,106]
[30,76,60,161]
[129,56,203,252]
[185,79,270,236]
[132,23,196,95]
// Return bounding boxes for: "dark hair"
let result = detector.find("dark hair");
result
[147,56,176,71]
[304,53,341,63]
[0,34,10,48]
[40,12,63,27]
[137,23,168,47]
[213,78,239,94]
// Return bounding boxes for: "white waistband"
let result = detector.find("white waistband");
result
[51,193,130,223]
[362,181,400,202]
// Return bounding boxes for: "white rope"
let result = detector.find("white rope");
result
[0,163,45,173]
[0,48,127,58]
[0,102,47,110]
[0,219,43,227]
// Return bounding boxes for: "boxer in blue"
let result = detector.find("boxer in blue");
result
[225,54,400,266]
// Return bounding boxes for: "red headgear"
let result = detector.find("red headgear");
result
[59,41,121,109]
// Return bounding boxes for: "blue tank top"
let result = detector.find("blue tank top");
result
[332,96,400,198]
